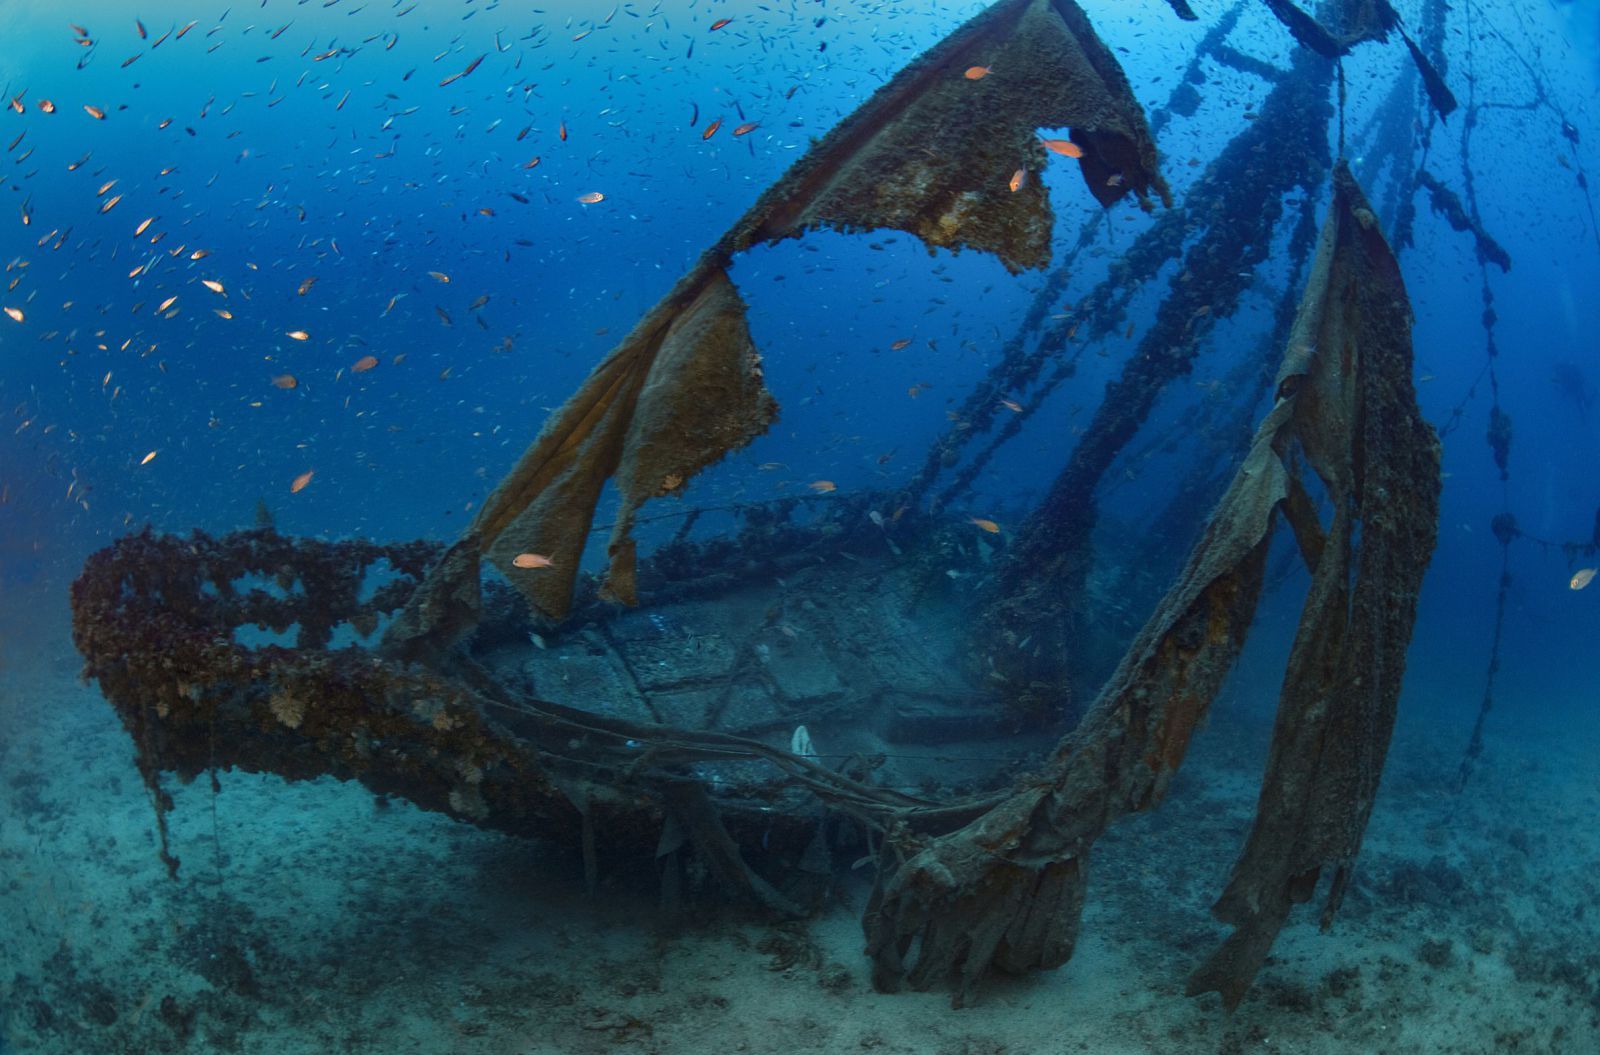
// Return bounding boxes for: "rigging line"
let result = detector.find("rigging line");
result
[1336,58,1346,158]
[1454,0,1516,793]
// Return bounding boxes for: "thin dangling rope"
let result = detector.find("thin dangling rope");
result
[1337,58,1347,158]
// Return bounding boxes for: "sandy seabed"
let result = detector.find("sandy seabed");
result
[2,579,1596,1055]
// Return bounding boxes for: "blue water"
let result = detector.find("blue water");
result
[2,0,1599,1050]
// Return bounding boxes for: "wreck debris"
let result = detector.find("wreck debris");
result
[1415,170,1512,271]
[389,0,1166,637]
[69,0,1455,1014]
[974,45,1336,694]
[1186,163,1440,1007]
[1263,0,1456,119]
[898,0,1257,514]
[865,162,1439,1007]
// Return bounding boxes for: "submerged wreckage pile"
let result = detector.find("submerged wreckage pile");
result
[73,0,1444,1009]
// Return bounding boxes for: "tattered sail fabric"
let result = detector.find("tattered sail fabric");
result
[383,0,1167,642]
[862,162,1439,1007]
[1186,161,1441,1009]
[1264,0,1457,119]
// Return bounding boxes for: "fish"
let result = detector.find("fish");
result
[351,355,379,373]
[558,120,567,141]
[964,66,992,80]
[272,374,298,390]
[808,480,836,493]
[1040,138,1083,158]
[709,18,732,30]
[439,54,485,87]
[999,399,1023,413]
[889,338,912,350]
[868,510,886,527]
[511,552,555,569]
[285,330,310,341]
[3,307,22,323]
[732,122,759,136]
[969,517,1001,533]
[201,279,225,294]
[140,450,158,466]
[158,296,178,312]
[290,470,314,494]
[297,276,317,296]
[84,104,106,120]
[702,118,722,140]
[135,217,153,236]
[38,100,55,114]
[99,195,122,213]
[428,270,450,283]
[577,191,605,204]
[1572,567,1598,591]
[214,309,232,319]
[1008,168,1026,193]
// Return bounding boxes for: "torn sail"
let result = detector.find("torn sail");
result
[387,0,1165,636]
[1186,161,1441,1010]
[863,162,1439,1007]
[1264,0,1457,119]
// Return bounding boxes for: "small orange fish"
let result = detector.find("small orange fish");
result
[139,450,158,466]
[709,17,732,30]
[428,270,450,283]
[964,66,992,80]
[558,120,567,142]
[351,355,379,373]
[889,338,912,350]
[189,249,209,260]
[38,100,55,114]
[285,329,310,341]
[135,217,153,236]
[969,517,1001,534]
[1572,567,1598,591]
[201,279,225,294]
[523,156,541,169]
[3,307,23,323]
[808,480,836,494]
[272,374,298,390]
[214,309,233,319]
[702,118,723,140]
[290,470,314,494]
[1040,138,1083,158]
[158,295,178,313]
[99,194,122,213]
[297,276,317,296]
[84,104,106,120]
[732,122,759,136]
[1008,168,1026,193]
[577,191,604,204]
[511,552,555,569]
